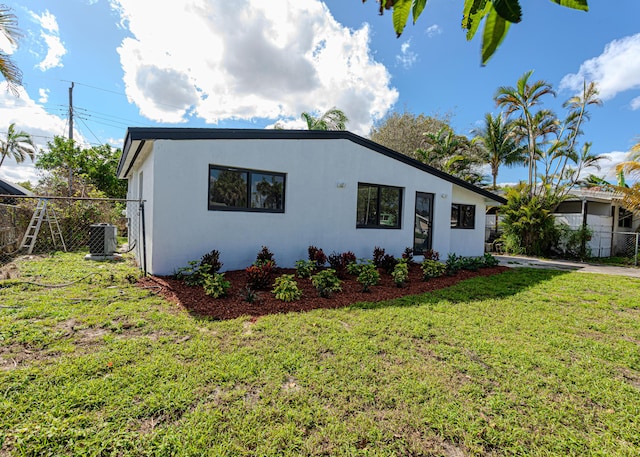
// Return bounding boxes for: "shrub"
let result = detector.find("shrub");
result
[308,246,327,268]
[357,263,380,292]
[239,286,260,303]
[256,246,276,266]
[460,256,482,272]
[392,259,409,287]
[379,254,398,274]
[200,249,222,274]
[328,251,356,278]
[500,189,563,256]
[346,259,366,275]
[246,260,275,290]
[401,247,414,264]
[481,252,500,268]
[422,249,440,261]
[203,273,231,298]
[272,274,302,302]
[445,253,463,275]
[175,261,211,287]
[311,269,342,298]
[372,246,386,268]
[560,225,593,259]
[421,259,446,280]
[295,259,316,278]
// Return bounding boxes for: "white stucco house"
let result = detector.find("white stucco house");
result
[117,128,506,275]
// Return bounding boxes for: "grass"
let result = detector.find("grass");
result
[588,256,639,268]
[1,252,640,456]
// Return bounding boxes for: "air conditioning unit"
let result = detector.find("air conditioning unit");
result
[89,223,118,255]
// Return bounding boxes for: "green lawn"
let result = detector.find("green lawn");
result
[1,252,639,456]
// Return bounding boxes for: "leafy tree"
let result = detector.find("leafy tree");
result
[369,111,450,156]
[471,112,525,189]
[363,0,589,64]
[0,4,22,94]
[301,107,349,130]
[0,123,35,168]
[36,136,127,199]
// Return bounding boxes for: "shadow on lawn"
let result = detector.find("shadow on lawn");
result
[350,267,569,311]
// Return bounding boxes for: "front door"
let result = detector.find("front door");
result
[414,192,434,255]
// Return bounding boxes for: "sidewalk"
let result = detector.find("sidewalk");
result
[494,254,640,278]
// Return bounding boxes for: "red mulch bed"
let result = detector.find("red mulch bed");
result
[139,264,509,320]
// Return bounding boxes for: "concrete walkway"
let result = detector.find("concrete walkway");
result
[494,254,640,278]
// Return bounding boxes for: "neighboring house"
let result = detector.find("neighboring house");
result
[0,177,31,199]
[0,178,32,251]
[117,128,506,275]
[554,189,640,258]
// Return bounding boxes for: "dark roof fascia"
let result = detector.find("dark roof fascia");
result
[119,127,506,204]
[0,178,30,196]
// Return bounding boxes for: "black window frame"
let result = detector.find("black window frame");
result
[619,207,633,228]
[451,203,476,229]
[356,182,403,229]
[208,165,286,213]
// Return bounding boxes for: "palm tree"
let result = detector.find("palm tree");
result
[472,112,525,189]
[0,5,23,95]
[0,123,36,168]
[495,71,556,191]
[614,139,640,215]
[417,127,485,184]
[301,107,349,131]
[616,140,640,180]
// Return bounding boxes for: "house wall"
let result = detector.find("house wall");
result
[451,186,488,255]
[126,146,154,272]
[136,138,491,275]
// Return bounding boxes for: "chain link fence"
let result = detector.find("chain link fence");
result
[612,231,640,265]
[0,196,144,270]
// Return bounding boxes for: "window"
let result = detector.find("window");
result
[619,207,633,228]
[356,183,402,228]
[451,203,475,229]
[208,165,285,212]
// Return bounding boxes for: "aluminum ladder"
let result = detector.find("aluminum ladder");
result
[20,199,67,254]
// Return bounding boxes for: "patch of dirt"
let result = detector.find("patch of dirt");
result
[139,264,508,320]
[0,261,19,280]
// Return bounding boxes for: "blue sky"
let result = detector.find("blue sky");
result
[1,0,639,186]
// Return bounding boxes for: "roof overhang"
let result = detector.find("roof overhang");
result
[117,127,507,205]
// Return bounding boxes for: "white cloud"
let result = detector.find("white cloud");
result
[111,0,398,135]
[0,82,87,184]
[0,31,17,54]
[396,40,417,70]
[38,88,49,104]
[425,24,442,38]
[29,10,66,71]
[560,33,640,103]
[589,150,629,182]
[631,96,640,111]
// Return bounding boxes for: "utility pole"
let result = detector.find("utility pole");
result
[68,82,74,197]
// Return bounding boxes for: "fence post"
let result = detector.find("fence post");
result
[635,233,639,267]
